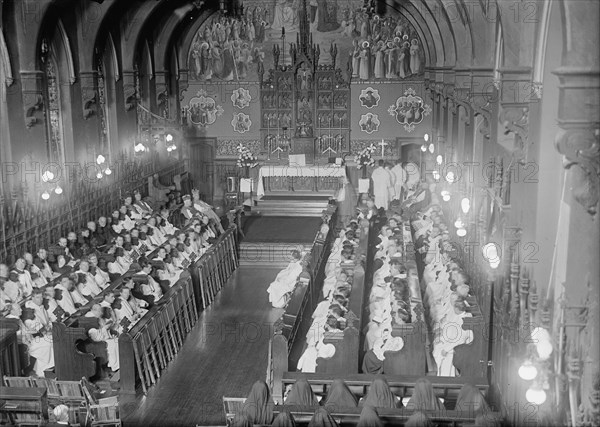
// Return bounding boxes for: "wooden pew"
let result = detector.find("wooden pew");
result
[453,304,488,378]
[280,372,490,407]
[0,320,21,378]
[270,208,338,403]
[315,218,370,375]
[0,386,48,425]
[271,405,502,426]
[118,276,197,395]
[383,266,430,376]
[51,226,237,392]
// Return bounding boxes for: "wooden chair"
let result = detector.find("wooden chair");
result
[3,375,33,388]
[81,377,121,427]
[222,397,246,426]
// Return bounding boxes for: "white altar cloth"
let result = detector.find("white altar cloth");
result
[256,165,346,197]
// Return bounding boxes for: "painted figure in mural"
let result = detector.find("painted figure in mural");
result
[373,40,385,79]
[397,40,411,79]
[315,0,341,33]
[350,39,360,78]
[359,41,371,80]
[360,90,378,108]
[271,0,298,34]
[410,39,421,75]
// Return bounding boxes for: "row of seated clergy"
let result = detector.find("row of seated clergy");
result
[0,190,183,307]
[411,201,474,377]
[296,220,363,371]
[0,198,211,311]
[267,250,305,309]
[233,377,495,427]
[180,189,225,235]
[361,212,417,374]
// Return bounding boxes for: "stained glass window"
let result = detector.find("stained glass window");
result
[44,58,65,166]
[98,61,109,156]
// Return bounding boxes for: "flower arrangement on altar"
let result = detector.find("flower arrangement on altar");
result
[235,143,258,168]
[354,144,377,169]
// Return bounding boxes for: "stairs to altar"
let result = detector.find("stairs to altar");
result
[239,242,312,267]
[254,193,331,217]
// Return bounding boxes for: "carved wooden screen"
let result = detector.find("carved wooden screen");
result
[261,64,350,162]
[315,67,349,157]
[261,68,294,159]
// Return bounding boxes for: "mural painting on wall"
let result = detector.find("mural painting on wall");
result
[187,0,424,83]
[359,87,379,108]
[359,112,379,134]
[185,90,224,127]
[231,87,252,108]
[232,112,252,133]
[387,87,431,132]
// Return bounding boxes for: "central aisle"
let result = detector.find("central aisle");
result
[121,266,285,426]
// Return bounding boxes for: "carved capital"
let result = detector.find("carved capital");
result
[80,71,98,120]
[122,70,137,111]
[555,127,600,215]
[155,71,169,117]
[178,69,189,102]
[499,105,529,156]
[20,71,44,129]
[553,66,600,215]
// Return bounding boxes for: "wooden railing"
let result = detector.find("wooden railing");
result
[280,372,491,409]
[0,158,186,264]
[189,227,239,310]
[119,276,198,394]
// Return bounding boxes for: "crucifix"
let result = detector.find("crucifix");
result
[378,139,388,157]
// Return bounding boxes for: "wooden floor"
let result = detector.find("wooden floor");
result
[242,216,322,243]
[120,266,285,426]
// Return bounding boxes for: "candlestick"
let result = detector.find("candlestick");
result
[282,27,285,37]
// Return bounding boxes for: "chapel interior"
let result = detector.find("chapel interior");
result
[0,0,599,426]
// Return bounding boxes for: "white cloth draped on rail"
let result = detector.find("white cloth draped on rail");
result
[266,260,303,308]
[256,165,347,198]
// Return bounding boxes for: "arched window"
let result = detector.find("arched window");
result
[43,52,66,166]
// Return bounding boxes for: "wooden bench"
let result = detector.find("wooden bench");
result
[272,405,502,426]
[0,386,48,426]
[315,218,370,376]
[270,208,339,403]
[281,372,490,406]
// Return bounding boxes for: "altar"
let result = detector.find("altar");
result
[256,164,346,198]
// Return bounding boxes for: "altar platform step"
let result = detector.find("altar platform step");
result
[239,242,312,267]
[255,194,331,217]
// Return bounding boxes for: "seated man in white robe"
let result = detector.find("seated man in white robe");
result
[13,258,35,298]
[25,288,53,331]
[433,300,474,377]
[267,250,303,308]
[3,271,24,303]
[88,254,110,290]
[136,262,164,302]
[34,248,57,281]
[85,304,120,372]
[54,277,77,316]
[24,252,47,288]
[43,285,60,322]
[115,287,143,325]
[76,260,103,298]
[8,304,54,377]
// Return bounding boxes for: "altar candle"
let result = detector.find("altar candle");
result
[282,27,285,37]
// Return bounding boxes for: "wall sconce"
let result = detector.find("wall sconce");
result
[461,197,471,214]
[482,242,501,269]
